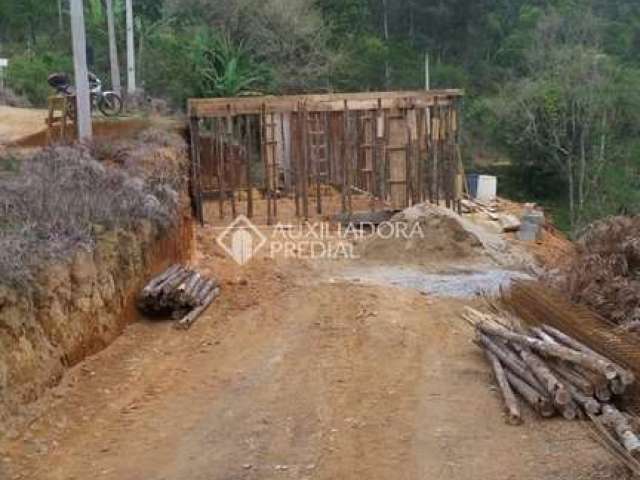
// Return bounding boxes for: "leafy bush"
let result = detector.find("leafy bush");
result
[6,52,72,106]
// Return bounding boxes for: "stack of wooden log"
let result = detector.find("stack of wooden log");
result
[138,265,221,330]
[464,307,640,460]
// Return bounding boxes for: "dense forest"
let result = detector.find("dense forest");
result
[1,0,639,233]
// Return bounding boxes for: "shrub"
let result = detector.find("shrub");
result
[6,52,72,106]
[0,145,180,289]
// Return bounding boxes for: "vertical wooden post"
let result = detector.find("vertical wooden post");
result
[341,106,348,214]
[433,101,440,205]
[246,116,254,219]
[324,112,333,191]
[230,117,237,218]
[216,119,226,219]
[291,109,300,218]
[261,104,273,225]
[376,99,385,203]
[370,108,378,209]
[270,112,278,221]
[345,100,353,214]
[301,103,309,220]
[70,0,92,140]
[405,109,413,207]
[189,116,204,224]
[314,114,322,215]
[416,108,424,203]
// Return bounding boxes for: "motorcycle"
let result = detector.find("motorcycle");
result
[47,72,123,117]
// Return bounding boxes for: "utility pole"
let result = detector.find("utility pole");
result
[106,0,121,96]
[70,0,92,140]
[126,0,136,95]
[382,0,390,89]
[425,52,430,91]
[58,0,64,32]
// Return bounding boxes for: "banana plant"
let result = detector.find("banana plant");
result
[193,33,259,97]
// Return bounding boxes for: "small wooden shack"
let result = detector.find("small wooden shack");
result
[187,89,464,224]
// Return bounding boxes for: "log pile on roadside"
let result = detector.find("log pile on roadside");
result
[138,264,220,330]
[464,307,640,461]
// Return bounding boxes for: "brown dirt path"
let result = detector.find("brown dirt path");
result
[0,106,47,145]
[0,226,626,480]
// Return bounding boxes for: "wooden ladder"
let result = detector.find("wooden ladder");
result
[306,111,328,214]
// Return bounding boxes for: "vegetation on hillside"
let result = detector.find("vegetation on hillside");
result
[0,129,187,289]
[0,0,639,233]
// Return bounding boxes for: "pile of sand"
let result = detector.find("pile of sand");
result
[357,204,485,266]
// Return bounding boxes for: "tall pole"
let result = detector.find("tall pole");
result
[106,0,121,96]
[70,0,92,140]
[425,52,430,91]
[382,0,390,89]
[125,0,136,95]
[58,0,64,32]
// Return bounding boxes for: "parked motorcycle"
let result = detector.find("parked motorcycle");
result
[47,72,123,117]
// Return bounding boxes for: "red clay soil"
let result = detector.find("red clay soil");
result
[10,118,153,148]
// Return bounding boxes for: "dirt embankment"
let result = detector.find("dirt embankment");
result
[0,129,194,425]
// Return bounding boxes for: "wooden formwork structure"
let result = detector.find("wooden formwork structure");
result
[187,90,464,224]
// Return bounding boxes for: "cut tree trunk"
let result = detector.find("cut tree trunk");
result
[601,405,640,456]
[478,322,618,380]
[567,384,601,415]
[541,325,635,386]
[142,264,180,295]
[548,361,595,397]
[560,400,579,421]
[485,350,522,426]
[513,344,570,407]
[476,332,545,394]
[175,287,221,330]
[505,371,555,418]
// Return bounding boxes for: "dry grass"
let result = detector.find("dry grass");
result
[0,133,186,289]
[563,216,640,325]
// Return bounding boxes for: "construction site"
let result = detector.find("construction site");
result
[1,82,640,480]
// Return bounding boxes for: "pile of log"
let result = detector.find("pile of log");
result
[465,307,640,460]
[138,265,221,330]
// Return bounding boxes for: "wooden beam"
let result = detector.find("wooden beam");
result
[188,90,464,118]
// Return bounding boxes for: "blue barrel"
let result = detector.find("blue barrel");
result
[466,174,479,198]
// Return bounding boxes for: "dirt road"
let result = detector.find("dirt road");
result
[0,106,47,145]
[0,226,625,480]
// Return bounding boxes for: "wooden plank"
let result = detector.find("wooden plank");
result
[300,103,309,220]
[387,108,408,210]
[189,117,204,224]
[246,115,254,218]
[189,90,464,118]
